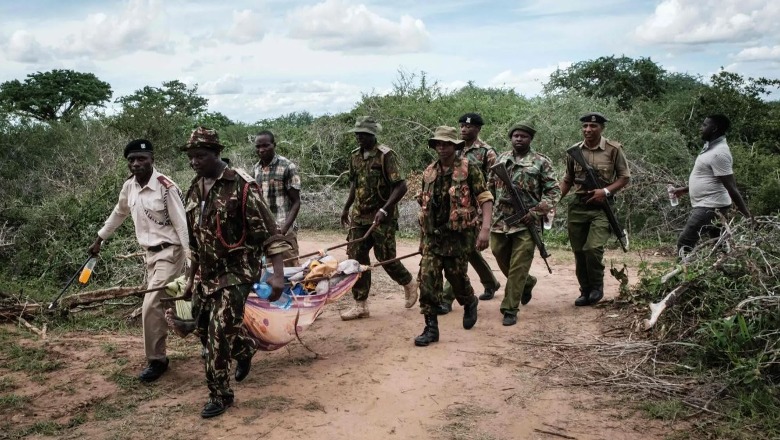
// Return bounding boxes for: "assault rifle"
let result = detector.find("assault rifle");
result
[490,162,552,274]
[566,146,629,252]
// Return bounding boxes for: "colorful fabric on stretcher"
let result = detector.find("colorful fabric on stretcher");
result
[165,258,362,352]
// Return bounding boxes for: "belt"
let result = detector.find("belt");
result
[147,242,174,253]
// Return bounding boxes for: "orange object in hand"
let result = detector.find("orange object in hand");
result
[78,258,97,284]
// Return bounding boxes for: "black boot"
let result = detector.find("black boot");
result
[435,302,452,315]
[235,357,252,382]
[414,314,439,347]
[574,286,590,307]
[588,285,604,304]
[463,297,479,329]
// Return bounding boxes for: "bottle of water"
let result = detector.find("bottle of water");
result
[78,257,97,284]
[253,282,292,310]
[543,208,555,230]
[667,184,679,207]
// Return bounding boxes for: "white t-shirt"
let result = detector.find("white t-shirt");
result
[688,136,733,208]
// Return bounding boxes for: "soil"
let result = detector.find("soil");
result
[1,232,678,440]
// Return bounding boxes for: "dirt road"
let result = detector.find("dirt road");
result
[2,232,673,439]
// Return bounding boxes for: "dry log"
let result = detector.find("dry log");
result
[60,285,146,308]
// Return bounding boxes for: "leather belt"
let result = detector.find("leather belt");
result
[147,242,174,253]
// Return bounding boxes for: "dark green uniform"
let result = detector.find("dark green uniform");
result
[442,139,500,303]
[418,157,493,316]
[562,137,630,294]
[346,145,413,301]
[489,149,560,317]
[186,167,291,403]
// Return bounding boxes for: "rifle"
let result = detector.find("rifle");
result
[565,146,629,252]
[490,162,552,274]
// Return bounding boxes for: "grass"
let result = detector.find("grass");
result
[0,376,17,392]
[243,395,294,412]
[0,393,30,411]
[435,403,499,440]
[302,399,326,412]
[641,399,689,420]
[93,400,138,421]
[2,343,63,374]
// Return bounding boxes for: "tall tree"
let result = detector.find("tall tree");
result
[0,69,112,122]
[115,80,207,117]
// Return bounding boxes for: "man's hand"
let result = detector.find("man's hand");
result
[519,211,539,227]
[671,187,688,198]
[476,228,490,251]
[585,188,608,205]
[88,237,102,256]
[373,209,386,225]
[266,273,285,302]
[182,280,194,300]
[340,209,351,228]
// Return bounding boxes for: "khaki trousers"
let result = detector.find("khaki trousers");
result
[143,245,185,361]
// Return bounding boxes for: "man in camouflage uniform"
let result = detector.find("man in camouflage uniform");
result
[339,116,418,320]
[414,126,494,347]
[489,122,560,326]
[560,113,630,306]
[439,113,500,314]
[181,127,291,418]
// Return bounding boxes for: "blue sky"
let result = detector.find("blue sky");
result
[1,0,778,122]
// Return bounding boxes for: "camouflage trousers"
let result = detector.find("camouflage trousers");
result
[567,202,611,291]
[195,284,256,400]
[347,221,413,301]
[490,231,535,316]
[440,247,499,304]
[418,252,476,316]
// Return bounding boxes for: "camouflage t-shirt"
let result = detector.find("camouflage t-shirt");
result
[185,167,291,294]
[420,157,491,257]
[460,139,498,181]
[489,149,560,234]
[348,144,405,225]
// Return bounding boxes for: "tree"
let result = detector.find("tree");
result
[0,69,112,122]
[115,80,207,117]
[544,56,669,109]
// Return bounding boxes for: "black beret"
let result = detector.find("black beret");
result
[579,112,608,124]
[124,139,153,158]
[458,113,484,126]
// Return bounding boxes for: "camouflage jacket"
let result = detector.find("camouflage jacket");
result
[460,138,498,181]
[185,167,291,294]
[418,157,493,257]
[489,149,560,234]
[348,144,405,225]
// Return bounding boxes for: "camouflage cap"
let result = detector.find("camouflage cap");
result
[181,126,224,152]
[428,126,465,150]
[349,116,381,136]
[508,121,536,138]
[579,112,609,124]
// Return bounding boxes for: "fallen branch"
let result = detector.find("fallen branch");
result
[18,316,47,339]
[60,285,148,308]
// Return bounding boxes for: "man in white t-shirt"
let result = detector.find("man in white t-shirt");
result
[670,114,752,257]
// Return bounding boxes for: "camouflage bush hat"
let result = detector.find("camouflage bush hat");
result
[124,139,153,158]
[181,126,225,152]
[508,121,536,138]
[349,116,381,136]
[428,126,465,150]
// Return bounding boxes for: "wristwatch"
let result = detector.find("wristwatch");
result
[603,188,611,197]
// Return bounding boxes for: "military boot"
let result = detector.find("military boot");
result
[463,297,479,329]
[520,277,537,305]
[403,280,419,308]
[588,285,604,304]
[414,314,439,346]
[478,282,500,301]
[341,300,370,321]
[574,286,590,307]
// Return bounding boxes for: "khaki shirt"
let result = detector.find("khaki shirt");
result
[563,137,630,195]
[99,169,189,251]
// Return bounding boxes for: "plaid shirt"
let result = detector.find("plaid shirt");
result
[253,154,302,230]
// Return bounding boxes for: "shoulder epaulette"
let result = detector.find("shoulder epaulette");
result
[350,147,361,154]
[234,167,256,184]
[157,175,175,189]
[377,144,392,155]
[605,138,624,149]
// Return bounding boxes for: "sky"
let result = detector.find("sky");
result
[1,0,778,123]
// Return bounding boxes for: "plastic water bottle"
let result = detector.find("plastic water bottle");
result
[253,282,292,310]
[78,257,97,284]
[667,184,679,207]
[543,208,555,230]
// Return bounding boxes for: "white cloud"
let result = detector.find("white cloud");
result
[288,0,429,53]
[635,0,780,45]
[226,9,266,44]
[735,45,780,62]
[4,30,51,63]
[488,63,572,96]
[200,74,244,95]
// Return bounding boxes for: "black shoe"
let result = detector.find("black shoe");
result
[588,286,604,305]
[200,396,234,419]
[235,357,251,382]
[520,277,537,306]
[502,313,517,326]
[435,302,452,315]
[478,283,500,301]
[139,358,169,382]
[574,286,591,307]
[463,297,478,330]
[414,314,439,347]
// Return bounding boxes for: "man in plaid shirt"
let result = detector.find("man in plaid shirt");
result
[253,130,302,266]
